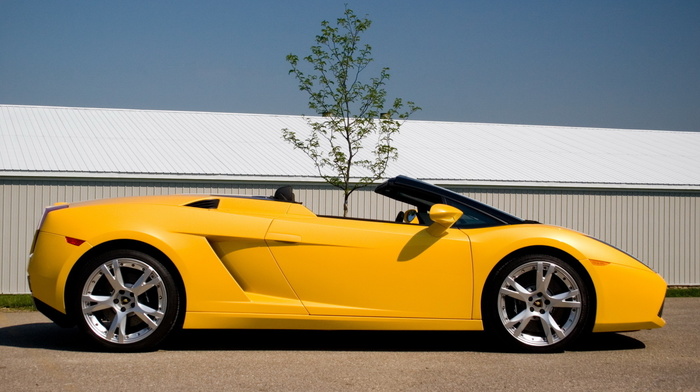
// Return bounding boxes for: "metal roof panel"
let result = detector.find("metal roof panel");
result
[2,105,699,188]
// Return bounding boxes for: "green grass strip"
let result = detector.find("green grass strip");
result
[0,294,36,311]
[666,287,700,297]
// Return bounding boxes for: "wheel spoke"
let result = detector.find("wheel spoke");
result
[131,267,162,296]
[500,276,531,302]
[512,314,535,337]
[101,260,126,292]
[536,262,556,294]
[505,309,536,338]
[504,308,527,328]
[543,312,567,343]
[540,317,554,344]
[82,294,114,313]
[116,316,128,344]
[133,304,163,329]
[105,310,128,343]
[549,289,581,308]
[113,259,126,287]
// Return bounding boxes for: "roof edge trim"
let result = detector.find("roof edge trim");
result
[2,171,700,191]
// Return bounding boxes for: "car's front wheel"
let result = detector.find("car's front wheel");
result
[69,249,182,351]
[483,253,594,352]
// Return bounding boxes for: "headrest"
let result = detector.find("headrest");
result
[273,186,295,202]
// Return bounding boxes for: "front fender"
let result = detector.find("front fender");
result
[467,224,666,329]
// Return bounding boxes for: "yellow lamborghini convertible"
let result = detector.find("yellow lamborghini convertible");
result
[27,176,666,352]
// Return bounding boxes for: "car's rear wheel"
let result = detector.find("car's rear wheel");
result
[483,253,593,352]
[69,249,181,351]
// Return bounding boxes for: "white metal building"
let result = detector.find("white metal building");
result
[1,104,699,293]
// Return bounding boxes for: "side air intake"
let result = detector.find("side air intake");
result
[185,199,220,209]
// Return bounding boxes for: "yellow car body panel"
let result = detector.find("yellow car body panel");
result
[466,224,666,331]
[31,199,317,316]
[265,215,472,319]
[28,231,88,312]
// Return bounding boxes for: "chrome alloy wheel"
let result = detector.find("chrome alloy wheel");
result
[80,258,168,345]
[497,260,582,347]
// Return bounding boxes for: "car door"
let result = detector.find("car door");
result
[265,216,473,319]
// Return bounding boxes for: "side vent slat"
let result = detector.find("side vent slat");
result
[185,199,220,209]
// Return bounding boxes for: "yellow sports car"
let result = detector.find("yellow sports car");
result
[27,176,666,352]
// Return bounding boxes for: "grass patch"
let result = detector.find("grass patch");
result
[667,287,700,297]
[0,294,36,311]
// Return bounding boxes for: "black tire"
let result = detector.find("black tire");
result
[68,249,182,352]
[482,253,594,353]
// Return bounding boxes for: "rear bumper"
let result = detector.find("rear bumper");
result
[28,231,90,314]
[32,297,74,328]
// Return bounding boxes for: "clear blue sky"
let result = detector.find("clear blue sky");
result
[2,0,699,131]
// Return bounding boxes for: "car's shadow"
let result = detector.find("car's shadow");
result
[165,329,646,353]
[0,321,646,353]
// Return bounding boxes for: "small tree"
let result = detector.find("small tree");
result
[283,7,419,217]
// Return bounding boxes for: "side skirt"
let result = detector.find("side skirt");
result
[183,312,484,331]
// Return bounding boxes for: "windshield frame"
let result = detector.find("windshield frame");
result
[375,175,525,228]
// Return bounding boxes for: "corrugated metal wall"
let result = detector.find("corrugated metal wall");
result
[1,179,698,293]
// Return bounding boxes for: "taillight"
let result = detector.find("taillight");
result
[65,237,85,246]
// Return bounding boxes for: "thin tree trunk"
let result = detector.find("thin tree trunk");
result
[343,193,350,217]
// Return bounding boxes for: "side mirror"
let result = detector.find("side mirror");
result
[427,204,463,236]
[403,209,419,224]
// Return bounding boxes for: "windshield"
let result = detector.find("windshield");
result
[375,175,524,228]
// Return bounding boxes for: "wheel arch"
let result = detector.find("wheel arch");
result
[65,239,187,327]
